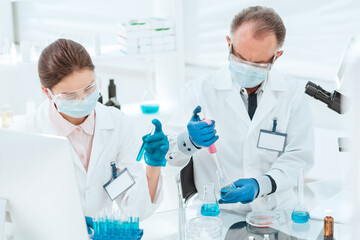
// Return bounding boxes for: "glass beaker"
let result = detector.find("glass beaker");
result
[201,183,220,217]
[291,168,310,223]
[216,166,236,198]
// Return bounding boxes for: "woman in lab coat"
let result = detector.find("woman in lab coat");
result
[12,39,166,221]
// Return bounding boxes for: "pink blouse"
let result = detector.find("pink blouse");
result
[49,102,95,172]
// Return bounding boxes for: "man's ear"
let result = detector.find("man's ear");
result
[273,50,284,63]
[226,36,231,49]
[41,86,52,100]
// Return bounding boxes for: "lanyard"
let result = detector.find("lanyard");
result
[272,117,277,132]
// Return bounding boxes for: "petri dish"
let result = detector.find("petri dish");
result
[245,211,280,228]
[187,216,222,239]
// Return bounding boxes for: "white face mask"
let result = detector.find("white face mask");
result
[228,43,276,88]
[47,81,100,118]
[228,61,269,88]
[49,89,100,118]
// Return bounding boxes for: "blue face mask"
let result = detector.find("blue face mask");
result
[51,89,100,118]
[229,61,269,88]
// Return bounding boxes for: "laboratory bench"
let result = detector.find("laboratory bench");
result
[140,204,349,240]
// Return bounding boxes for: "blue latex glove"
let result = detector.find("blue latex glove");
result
[143,119,169,167]
[187,106,219,148]
[219,178,259,204]
[85,216,93,235]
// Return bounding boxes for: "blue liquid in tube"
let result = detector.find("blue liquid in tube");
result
[291,211,310,223]
[220,186,237,198]
[201,203,220,217]
[140,104,159,114]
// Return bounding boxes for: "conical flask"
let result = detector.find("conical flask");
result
[140,58,159,114]
[291,168,310,223]
[201,183,220,216]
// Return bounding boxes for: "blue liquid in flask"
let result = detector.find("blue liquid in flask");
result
[291,211,310,223]
[140,104,159,114]
[201,203,220,216]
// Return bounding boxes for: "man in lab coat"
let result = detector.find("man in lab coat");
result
[167,6,314,212]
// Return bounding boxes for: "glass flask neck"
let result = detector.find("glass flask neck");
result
[202,183,217,204]
[297,168,304,204]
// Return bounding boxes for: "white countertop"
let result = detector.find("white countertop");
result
[141,205,350,240]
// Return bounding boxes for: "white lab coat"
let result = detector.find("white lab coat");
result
[167,66,314,212]
[12,100,162,220]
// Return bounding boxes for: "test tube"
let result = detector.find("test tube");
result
[136,124,154,161]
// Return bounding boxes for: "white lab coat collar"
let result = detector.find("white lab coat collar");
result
[86,102,116,177]
[267,67,287,92]
[93,102,115,130]
[214,65,287,135]
[34,100,115,175]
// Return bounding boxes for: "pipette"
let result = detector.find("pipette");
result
[202,119,222,171]
[202,119,235,193]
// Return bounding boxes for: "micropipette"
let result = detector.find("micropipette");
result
[202,119,235,192]
[202,119,221,169]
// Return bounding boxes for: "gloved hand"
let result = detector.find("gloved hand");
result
[187,106,219,148]
[143,119,169,167]
[85,216,93,235]
[219,178,259,204]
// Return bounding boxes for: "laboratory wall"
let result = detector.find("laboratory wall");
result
[183,0,360,84]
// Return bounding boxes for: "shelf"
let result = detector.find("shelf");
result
[0,44,177,73]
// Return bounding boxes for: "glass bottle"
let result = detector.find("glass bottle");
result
[1,102,13,128]
[105,79,120,109]
[324,209,334,239]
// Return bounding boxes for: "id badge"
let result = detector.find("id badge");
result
[103,168,135,201]
[257,129,287,152]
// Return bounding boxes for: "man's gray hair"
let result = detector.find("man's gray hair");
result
[231,6,286,48]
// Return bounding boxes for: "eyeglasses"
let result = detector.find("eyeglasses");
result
[48,80,97,101]
[228,44,276,70]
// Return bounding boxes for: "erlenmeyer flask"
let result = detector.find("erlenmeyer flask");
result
[200,183,220,216]
[216,166,236,198]
[140,58,159,114]
[291,168,310,223]
[140,89,159,114]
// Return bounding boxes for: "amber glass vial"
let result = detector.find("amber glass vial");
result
[324,210,334,239]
